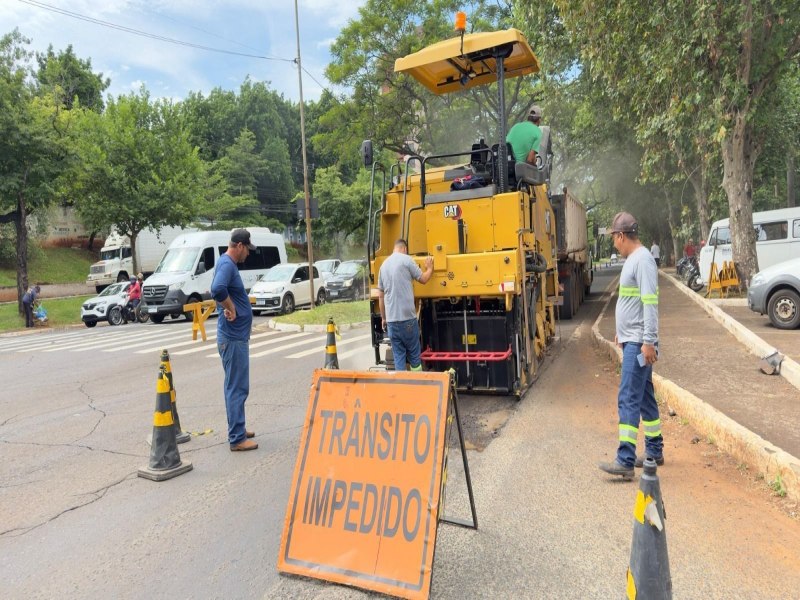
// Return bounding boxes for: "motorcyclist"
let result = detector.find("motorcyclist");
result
[127,275,142,311]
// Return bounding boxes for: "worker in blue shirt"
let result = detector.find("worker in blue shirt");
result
[211,229,258,451]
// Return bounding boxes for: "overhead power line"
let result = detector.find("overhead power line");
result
[18,0,295,63]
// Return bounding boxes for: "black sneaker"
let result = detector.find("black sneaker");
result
[598,460,634,480]
[634,455,665,468]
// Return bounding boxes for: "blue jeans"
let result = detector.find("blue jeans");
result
[387,319,422,371]
[616,342,663,467]
[217,336,250,445]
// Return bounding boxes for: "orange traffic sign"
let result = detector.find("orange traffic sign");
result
[278,369,452,599]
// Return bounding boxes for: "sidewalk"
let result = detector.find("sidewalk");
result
[595,271,800,499]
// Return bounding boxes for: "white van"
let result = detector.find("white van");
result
[699,207,800,284]
[142,228,286,323]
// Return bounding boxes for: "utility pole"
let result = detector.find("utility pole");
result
[294,0,315,305]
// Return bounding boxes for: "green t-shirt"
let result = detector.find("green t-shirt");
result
[506,121,542,163]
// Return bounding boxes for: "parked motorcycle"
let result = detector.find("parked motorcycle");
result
[676,255,693,277]
[682,256,704,292]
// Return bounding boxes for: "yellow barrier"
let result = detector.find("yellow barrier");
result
[182,300,216,341]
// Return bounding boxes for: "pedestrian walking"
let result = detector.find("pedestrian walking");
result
[22,285,41,328]
[211,229,258,452]
[599,212,663,479]
[650,240,661,267]
[377,239,434,371]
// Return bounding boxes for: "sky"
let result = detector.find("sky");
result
[3,0,366,103]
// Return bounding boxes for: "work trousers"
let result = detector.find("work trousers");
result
[616,342,663,468]
[23,302,34,327]
[217,335,250,446]
[387,318,422,372]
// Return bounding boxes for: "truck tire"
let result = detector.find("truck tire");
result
[559,275,574,320]
[184,294,202,320]
[150,314,165,324]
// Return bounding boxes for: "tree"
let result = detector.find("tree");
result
[312,167,371,256]
[0,30,73,310]
[195,129,262,226]
[72,88,204,274]
[36,44,109,112]
[556,0,800,284]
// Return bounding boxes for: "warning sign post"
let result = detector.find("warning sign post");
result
[278,369,474,600]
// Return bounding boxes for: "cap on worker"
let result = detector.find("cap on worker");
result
[231,228,256,250]
[528,105,543,119]
[609,211,638,234]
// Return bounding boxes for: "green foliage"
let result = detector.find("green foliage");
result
[35,44,109,111]
[312,167,372,256]
[71,88,204,274]
[0,246,95,286]
[181,80,297,225]
[0,294,91,332]
[770,473,787,498]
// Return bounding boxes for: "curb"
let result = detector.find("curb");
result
[266,319,370,333]
[591,277,800,502]
[662,273,800,392]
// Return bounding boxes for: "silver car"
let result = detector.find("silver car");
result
[748,257,800,329]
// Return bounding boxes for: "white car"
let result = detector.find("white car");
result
[314,258,341,283]
[249,263,326,315]
[81,281,131,327]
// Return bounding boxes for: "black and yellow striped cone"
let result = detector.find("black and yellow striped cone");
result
[160,349,191,444]
[138,366,193,481]
[626,458,671,599]
[323,317,339,369]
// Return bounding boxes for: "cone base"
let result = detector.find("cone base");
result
[176,431,191,444]
[138,460,193,481]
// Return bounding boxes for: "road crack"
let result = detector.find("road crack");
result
[0,472,137,538]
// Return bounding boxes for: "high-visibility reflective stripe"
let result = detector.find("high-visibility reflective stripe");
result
[642,293,658,305]
[153,410,174,427]
[619,286,640,297]
[326,345,337,353]
[619,423,638,444]
[643,418,661,437]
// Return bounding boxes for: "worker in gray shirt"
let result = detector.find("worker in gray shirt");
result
[599,212,662,480]
[377,239,434,371]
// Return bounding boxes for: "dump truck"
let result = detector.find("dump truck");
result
[551,188,592,319]
[363,27,564,397]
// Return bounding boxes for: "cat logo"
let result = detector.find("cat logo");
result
[443,204,462,220]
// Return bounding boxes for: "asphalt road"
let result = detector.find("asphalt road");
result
[2,270,798,599]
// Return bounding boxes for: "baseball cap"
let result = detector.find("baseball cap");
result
[528,105,542,119]
[609,211,638,234]
[231,228,256,250]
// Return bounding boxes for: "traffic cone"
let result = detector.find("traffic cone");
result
[138,366,193,481]
[323,317,339,369]
[626,458,672,599]
[160,349,191,444]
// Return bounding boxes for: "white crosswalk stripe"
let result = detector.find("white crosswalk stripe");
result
[285,334,371,358]
[208,332,317,358]
[0,323,371,363]
[173,331,281,356]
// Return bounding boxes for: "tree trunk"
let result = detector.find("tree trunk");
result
[15,194,29,315]
[788,154,796,208]
[688,162,712,242]
[665,191,679,267]
[721,111,759,286]
[87,230,97,251]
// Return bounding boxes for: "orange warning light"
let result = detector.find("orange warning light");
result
[454,11,466,32]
